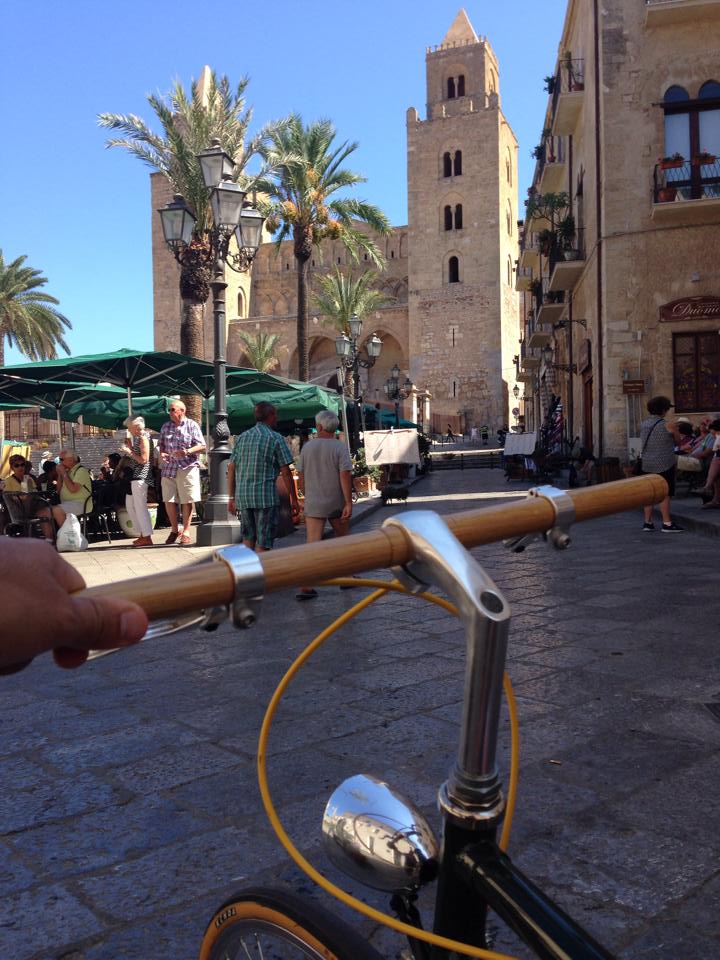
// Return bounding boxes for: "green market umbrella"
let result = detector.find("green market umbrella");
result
[40,382,341,436]
[0,379,129,443]
[0,348,228,412]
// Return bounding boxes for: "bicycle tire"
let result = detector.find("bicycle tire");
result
[199,885,386,960]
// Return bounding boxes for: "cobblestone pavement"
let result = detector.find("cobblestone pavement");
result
[2,468,720,959]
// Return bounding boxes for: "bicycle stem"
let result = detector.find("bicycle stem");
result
[385,512,511,826]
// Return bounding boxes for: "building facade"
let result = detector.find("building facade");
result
[516,0,720,458]
[152,10,520,435]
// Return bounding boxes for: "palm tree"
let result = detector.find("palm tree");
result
[98,70,266,419]
[259,115,391,382]
[0,250,71,367]
[237,330,280,373]
[313,267,392,336]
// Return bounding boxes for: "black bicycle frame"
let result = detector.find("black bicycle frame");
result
[428,820,617,959]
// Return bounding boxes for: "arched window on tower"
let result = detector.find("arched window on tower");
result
[506,147,512,185]
[237,289,246,319]
[444,205,453,231]
[443,152,452,178]
[447,77,456,99]
[448,256,460,284]
[506,201,513,236]
[454,150,462,176]
[457,75,465,97]
[454,204,463,230]
[507,256,513,286]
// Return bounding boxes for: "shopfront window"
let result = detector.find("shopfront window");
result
[673,331,720,412]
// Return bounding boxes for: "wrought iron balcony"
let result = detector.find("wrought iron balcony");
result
[515,263,534,292]
[538,135,567,193]
[526,314,552,350]
[652,157,720,223]
[518,229,541,269]
[645,0,720,25]
[551,58,585,135]
[537,278,567,326]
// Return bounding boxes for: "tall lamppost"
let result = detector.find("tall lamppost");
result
[158,140,265,546]
[384,363,414,427]
[335,314,382,450]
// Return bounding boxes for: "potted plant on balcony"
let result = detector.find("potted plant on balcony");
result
[543,75,556,95]
[558,214,581,261]
[531,143,545,160]
[537,227,556,258]
[530,278,543,309]
[656,185,677,202]
[659,152,684,170]
[563,52,584,92]
[692,150,716,166]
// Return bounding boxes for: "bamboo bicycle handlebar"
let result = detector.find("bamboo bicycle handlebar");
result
[79,475,666,622]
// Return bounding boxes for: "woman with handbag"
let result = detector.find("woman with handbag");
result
[120,416,155,548]
[638,396,684,533]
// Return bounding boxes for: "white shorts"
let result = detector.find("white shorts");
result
[161,465,201,504]
[61,500,85,516]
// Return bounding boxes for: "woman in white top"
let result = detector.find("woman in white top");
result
[120,416,155,547]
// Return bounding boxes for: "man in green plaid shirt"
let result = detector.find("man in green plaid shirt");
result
[227,401,300,551]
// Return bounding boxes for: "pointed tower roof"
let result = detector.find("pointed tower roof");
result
[442,9,479,46]
[196,65,213,106]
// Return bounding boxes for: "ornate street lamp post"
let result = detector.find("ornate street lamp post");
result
[158,140,265,546]
[384,363,414,427]
[335,314,382,451]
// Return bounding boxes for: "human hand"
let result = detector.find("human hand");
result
[120,444,132,455]
[228,498,236,515]
[171,448,186,459]
[0,540,148,673]
[341,503,352,520]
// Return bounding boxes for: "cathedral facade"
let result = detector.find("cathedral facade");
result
[152,10,520,434]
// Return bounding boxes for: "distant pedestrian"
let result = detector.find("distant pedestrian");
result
[227,401,299,552]
[295,410,353,600]
[158,400,206,546]
[638,395,684,533]
[446,424,455,441]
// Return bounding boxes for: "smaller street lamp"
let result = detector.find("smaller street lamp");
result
[334,314,383,451]
[384,366,414,427]
[512,384,520,399]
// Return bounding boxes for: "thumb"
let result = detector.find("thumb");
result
[54,597,148,669]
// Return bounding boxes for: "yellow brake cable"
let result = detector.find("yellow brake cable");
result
[256,576,521,960]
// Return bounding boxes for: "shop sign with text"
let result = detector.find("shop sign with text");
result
[659,297,720,322]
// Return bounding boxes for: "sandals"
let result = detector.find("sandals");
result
[295,589,318,600]
[701,500,720,510]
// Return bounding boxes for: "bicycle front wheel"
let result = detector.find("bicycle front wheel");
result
[199,886,385,960]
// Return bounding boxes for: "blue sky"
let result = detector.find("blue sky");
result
[1,1,566,364]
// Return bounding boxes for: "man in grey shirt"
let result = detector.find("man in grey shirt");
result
[295,409,353,599]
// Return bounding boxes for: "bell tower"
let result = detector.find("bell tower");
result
[407,9,519,433]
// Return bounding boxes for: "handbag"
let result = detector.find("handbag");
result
[631,418,663,475]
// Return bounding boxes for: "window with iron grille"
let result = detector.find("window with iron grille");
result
[672,331,720,412]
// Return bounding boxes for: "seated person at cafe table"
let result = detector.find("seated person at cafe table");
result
[56,450,93,518]
[1,454,64,538]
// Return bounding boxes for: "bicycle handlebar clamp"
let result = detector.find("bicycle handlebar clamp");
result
[504,484,576,553]
[203,545,265,630]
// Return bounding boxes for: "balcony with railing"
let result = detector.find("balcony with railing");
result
[551,58,585,136]
[548,226,586,291]
[651,156,720,223]
[538,134,567,193]
[537,277,567,326]
[515,262,534,292]
[518,228,542,269]
[645,0,720,25]
[519,338,541,371]
[527,313,552,350]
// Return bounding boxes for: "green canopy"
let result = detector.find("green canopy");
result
[40,382,341,435]
[0,380,130,442]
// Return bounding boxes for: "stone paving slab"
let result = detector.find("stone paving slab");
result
[2,470,720,959]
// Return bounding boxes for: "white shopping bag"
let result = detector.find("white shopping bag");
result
[56,513,88,552]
